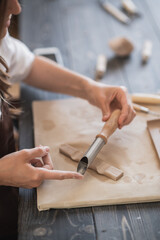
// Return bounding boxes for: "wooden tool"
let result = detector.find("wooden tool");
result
[122,0,138,15]
[77,109,121,175]
[101,2,130,24]
[131,93,160,104]
[147,119,160,160]
[142,40,152,63]
[133,103,160,117]
[95,54,107,80]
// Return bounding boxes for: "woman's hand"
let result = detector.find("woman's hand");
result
[0,146,83,188]
[85,82,136,129]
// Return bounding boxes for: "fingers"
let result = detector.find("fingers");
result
[38,168,83,180]
[102,106,111,121]
[119,105,136,128]
[115,87,136,128]
[42,153,54,170]
[100,97,112,122]
[30,158,44,167]
[118,103,136,128]
[20,146,50,162]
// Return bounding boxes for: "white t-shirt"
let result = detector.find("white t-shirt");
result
[0,33,35,83]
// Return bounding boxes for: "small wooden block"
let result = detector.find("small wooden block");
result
[142,40,152,63]
[95,54,107,80]
[122,0,138,15]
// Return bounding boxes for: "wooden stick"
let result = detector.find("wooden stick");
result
[102,2,130,24]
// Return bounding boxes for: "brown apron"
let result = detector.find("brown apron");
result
[0,96,18,240]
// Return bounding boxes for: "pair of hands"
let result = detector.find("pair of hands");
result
[0,83,135,189]
[0,146,82,189]
[86,82,136,129]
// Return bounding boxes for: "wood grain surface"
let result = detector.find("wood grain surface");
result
[19,0,160,239]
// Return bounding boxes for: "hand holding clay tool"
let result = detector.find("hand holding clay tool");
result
[77,109,121,175]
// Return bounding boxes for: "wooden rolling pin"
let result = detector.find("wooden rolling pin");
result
[131,93,160,104]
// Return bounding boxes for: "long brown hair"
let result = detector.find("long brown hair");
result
[0,0,7,38]
[0,0,11,96]
[0,1,21,116]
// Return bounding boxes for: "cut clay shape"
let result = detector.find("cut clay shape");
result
[109,37,134,57]
[59,144,124,181]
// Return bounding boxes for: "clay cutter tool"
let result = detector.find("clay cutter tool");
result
[77,109,121,175]
[133,103,160,117]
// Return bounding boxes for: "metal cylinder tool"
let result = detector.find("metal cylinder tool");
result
[77,109,121,175]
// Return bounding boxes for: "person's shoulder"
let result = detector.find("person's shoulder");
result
[0,32,17,53]
[1,32,26,50]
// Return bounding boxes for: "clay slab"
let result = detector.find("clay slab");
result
[147,119,160,160]
[32,99,160,211]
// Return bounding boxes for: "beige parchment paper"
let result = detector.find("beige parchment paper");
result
[32,98,160,211]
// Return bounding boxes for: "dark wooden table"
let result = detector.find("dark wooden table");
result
[18,0,160,239]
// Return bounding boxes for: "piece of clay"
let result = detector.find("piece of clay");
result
[102,2,129,24]
[90,158,123,181]
[142,40,152,63]
[59,144,124,181]
[95,54,107,81]
[109,37,134,57]
[122,0,138,15]
[59,144,83,161]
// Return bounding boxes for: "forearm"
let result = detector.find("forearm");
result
[24,56,95,99]
[23,56,135,128]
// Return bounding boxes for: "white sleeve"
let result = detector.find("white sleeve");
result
[0,33,35,83]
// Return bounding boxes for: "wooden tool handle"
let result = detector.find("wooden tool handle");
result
[96,109,121,143]
[131,93,160,104]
